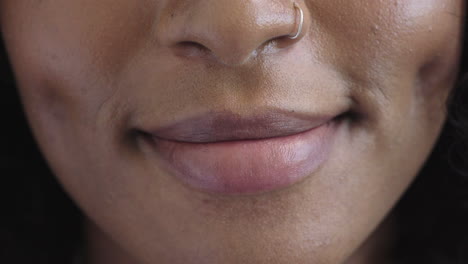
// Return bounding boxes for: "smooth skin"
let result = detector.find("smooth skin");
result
[0,0,464,263]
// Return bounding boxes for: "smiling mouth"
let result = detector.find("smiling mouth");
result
[140,109,346,195]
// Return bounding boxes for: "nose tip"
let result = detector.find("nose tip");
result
[158,0,308,66]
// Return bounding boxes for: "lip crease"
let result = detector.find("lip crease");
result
[142,109,343,195]
[148,109,337,143]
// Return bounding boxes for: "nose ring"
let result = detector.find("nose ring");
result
[288,2,304,39]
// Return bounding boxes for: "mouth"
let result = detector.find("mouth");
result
[140,109,345,195]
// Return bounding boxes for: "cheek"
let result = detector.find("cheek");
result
[394,0,463,96]
[317,0,463,124]
[314,0,463,75]
[0,0,153,116]
[0,3,130,188]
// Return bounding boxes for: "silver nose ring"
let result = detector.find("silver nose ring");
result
[288,2,304,39]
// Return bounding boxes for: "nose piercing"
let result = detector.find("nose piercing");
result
[288,2,304,39]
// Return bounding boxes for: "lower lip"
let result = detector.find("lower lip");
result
[147,122,337,195]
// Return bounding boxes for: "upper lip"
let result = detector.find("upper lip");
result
[146,109,341,143]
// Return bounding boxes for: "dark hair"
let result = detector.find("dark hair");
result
[1,12,468,264]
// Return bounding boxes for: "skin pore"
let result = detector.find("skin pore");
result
[0,0,464,263]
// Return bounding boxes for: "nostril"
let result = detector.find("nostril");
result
[179,41,208,51]
[259,35,293,52]
[173,41,212,58]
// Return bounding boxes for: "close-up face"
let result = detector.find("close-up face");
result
[0,0,464,263]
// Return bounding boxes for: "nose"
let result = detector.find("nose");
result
[157,0,308,66]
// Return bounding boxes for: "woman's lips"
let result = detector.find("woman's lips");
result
[143,110,340,195]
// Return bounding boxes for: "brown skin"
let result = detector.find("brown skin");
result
[0,0,464,263]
